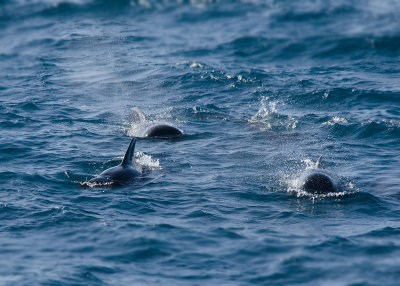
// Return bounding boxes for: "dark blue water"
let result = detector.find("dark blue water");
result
[1,0,400,284]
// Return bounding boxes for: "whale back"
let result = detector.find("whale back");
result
[144,124,182,138]
[121,138,136,167]
[300,169,338,194]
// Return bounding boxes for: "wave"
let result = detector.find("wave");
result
[314,35,400,59]
[177,33,400,64]
[272,2,356,22]
[1,0,262,20]
[321,115,400,141]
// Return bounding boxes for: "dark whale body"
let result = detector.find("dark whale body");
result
[300,169,338,194]
[130,107,183,138]
[144,124,182,138]
[89,138,140,185]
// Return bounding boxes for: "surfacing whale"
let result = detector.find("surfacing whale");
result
[89,138,140,186]
[130,107,183,138]
[299,169,338,194]
[143,124,182,138]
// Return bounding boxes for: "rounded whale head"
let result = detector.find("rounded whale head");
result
[144,124,182,138]
[89,138,141,186]
[300,169,338,194]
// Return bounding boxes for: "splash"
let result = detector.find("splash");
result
[288,188,355,200]
[123,107,183,137]
[287,173,355,200]
[190,62,204,68]
[301,158,320,170]
[123,120,145,137]
[123,107,150,137]
[79,180,114,188]
[135,152,162,170]
[174,61,205,69]
[250,97,298,131]
[105,153,161,170]
[286,157,356,200]
[323,116,349,126]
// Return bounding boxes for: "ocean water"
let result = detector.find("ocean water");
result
[1,0,400,284]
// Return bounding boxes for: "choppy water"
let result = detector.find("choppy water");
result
[1,0,400,284]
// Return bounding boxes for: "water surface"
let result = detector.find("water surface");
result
[1,0,400,285]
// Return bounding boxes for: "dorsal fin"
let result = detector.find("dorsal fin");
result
[315,155,322,169]
[121,138,136,167]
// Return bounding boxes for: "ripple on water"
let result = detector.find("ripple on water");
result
[1,0,400,285]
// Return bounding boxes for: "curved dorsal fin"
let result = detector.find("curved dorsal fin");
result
[315,155,322,169]
[121,138,136,167]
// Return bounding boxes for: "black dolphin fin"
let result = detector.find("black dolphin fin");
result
[121,138,136,167]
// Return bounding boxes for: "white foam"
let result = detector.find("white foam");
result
[301,158,319,170]
[124,123,146,137]
[287,187,355,199]
[79,180,114,188]
[124,107,183,136]
[103,153,161,170]
[250,97,298,130]
[190,62,203,68]
[135,152,161,170]
[175,61,204,69]
[323,116,349,126]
